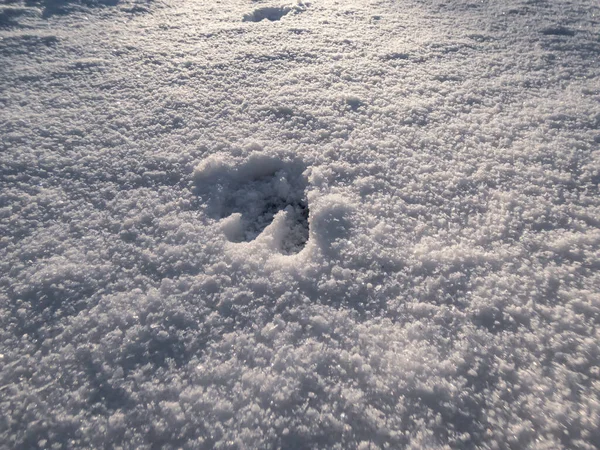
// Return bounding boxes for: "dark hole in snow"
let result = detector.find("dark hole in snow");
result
[345,96,364,111]
[243,6,292,22]
[217,168,310,254]
[381,52,410,61]
[259,198,309,254]
[541,26,575,37]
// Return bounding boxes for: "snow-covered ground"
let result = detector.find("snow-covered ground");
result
[1,0,600,448]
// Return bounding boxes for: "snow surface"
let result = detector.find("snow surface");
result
[1,0,600,448]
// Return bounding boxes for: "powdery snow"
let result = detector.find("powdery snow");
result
[1,0,600,448]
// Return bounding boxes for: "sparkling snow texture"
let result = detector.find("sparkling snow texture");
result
[1,0,600,448]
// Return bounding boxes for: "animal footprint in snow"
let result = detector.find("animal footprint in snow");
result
[194,153,309,254]
[242,2,308,22]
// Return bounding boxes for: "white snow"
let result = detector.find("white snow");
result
[1,0,600,448]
